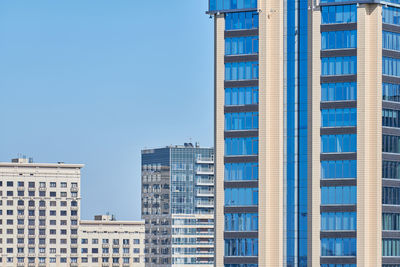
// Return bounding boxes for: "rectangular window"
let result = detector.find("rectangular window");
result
[321,56,357,76]
[321,238,356,256]
[225,62,259,81]
[321,30,357,50]
[321,108,356,127]
[321,134,357,153]
[225,137,258,156]
[224,162,258,181]
[225,112,259,130]
[321,212,357,230]
[383,161,400,179]
[225,11,259,30]
[225,36,259,55]
[225,87,259,106]
[224,188,258,206]
[225,213,258,231]
[321,82,357,102]
[321,5,357,24]
[224,238,258,256]
[321,186,357,204]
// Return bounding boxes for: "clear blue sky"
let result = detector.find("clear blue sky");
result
[0,1,214,220]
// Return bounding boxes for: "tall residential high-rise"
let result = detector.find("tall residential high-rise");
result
[141,144,214,266]
[0,157,146,267]
[208,0,400,266]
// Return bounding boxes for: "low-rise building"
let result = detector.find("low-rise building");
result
[79,215,145,267]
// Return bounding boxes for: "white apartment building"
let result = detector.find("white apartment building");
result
[0,158,145,267]
[79,215,145,267]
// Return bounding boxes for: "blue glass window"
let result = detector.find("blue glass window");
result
[383,213,400,230]
[321,82,357,101]
[383,187,400,205]
[383,6,400,26]
[383,57,400,77]
[224,238,258,256]
[383,239,400,256]
[321,108,357,127]
[321,186,357,204]
[225,12,259,30]
[383,109,400,127]
[321,5,357,24]
[209,0,257,11]
[321,56,357,76]
[321,134,357,153]
[226,37,258,55]
[225,213,258,231]
[321,160,357,179]
[383,135,400,153]
[225,162,258,180]
[383,161,400,179]
[225,112,259,130]
[321,265,356,267]
[383,31,400,51]
[321,30,356,50]
[225,62,259,80]
[224,188,258,206]
[383,83,400,102]
[321,212,357,230]
[225,87,259,106]
[321,238,356,256]
[225,137,258,155]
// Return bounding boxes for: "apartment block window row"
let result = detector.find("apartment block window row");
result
[383,6,400,26]
[321,238,356,256]
[225,62,259,81]
[383,57,400,77]
[321,108,357,127]
[383,135,400,153]
[321,5,357,24]
[383,31,400,51]
[225,112,259,130]
[225,87,259,106]
[225,11,259,30]
[321,212,357,230]
[321,56,357,76]
[321,134,357,153]
[383,239,400,256]
[224,213,258,231]
[321,82,357,102]
[224,265,258,267]
[383,186,400,205]
[321,186,357,205]
[224,238,258,256]
[225,137,259,156]
[225,36,259,55]
[224,188,258,206]
[383,213,400,230]
[224,162,258,181]
[383,109,400,127]
[321,30,357,50]
[383,161,400,179]
[209,0,257,11]
[383,83,400,102]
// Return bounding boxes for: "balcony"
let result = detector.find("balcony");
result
[196,178,214,186]
[195,200,214,208]
[18,186,25,191]
[102,244,110,248]
[71,187,78,192]
[39,187,46,191]
[18,205,25,210]
[196,167,214,175]
[196,189,214,197]
[70,263,78,267]
[196,155,214,164]
[112,244,120,248]
[71,206,78,211]
[18,215,25,219]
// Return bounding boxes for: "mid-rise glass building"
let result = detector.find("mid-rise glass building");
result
[209,0,400,266]
[141,144,214,266]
